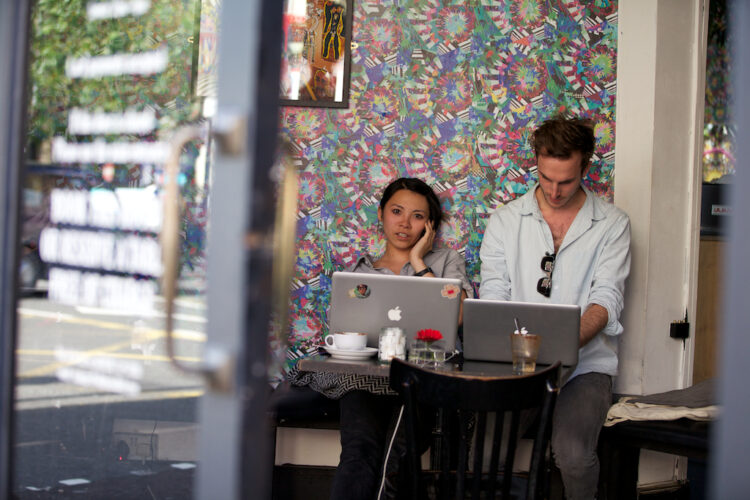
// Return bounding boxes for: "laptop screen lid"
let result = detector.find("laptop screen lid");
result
[463,298,581,367]
[329,271,463,351]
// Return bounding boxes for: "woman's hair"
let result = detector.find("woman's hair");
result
[531,116,595,171]
[379,177,443,229]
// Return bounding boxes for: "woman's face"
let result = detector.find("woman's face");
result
[378,189,430,251]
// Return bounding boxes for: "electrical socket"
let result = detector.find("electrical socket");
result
[670,320,690,339]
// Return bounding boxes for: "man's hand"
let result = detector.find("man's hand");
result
[580,304,608,347]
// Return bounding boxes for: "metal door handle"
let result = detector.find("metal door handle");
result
[271,144,299,345]
[161,124,234,392]
[161,125,298,393]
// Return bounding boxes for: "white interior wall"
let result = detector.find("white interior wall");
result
[615,0,705,397]
[614,0,707,486]
[275,427,341,466]
[614,0,658,395]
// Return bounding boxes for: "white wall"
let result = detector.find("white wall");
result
[615,0,706,396]
[275,428,341,466]
[614,0,707,486]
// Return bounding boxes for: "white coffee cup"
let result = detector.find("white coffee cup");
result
[325,331,367,350]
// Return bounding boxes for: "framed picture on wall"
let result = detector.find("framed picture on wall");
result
[279,0,353,108]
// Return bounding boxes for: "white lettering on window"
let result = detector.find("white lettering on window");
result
[40,228,161,277]
[50,188,163,232]
[65,48,167,79]
[49,268,156,313]
[68,108,156,135]
[51,137,169,165]
[87,0,151,21]
[50,189,88,225]
[88,190,120,228]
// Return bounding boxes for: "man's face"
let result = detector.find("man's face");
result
[535,151,587,210]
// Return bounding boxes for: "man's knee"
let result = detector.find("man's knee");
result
[552,440,598,477]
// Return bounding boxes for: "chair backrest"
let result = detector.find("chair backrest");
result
[389,359,561,500]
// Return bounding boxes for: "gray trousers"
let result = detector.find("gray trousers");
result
[551,372,612,500]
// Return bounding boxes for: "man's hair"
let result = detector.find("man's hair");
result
[531,116,595,171]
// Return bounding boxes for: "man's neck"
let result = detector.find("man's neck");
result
[534,185,586,216]
[535,186,587,252]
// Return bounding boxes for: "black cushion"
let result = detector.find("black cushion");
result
[269,384,340,426]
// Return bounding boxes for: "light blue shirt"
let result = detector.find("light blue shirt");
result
[479,185,631,380]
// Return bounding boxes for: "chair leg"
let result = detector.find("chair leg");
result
[547,461,565,500]
[439,410,452,500]
[472,412,487,500]
[488,412,504,500]
[269,418,279,498]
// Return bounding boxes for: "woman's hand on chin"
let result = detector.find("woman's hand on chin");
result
[409,221,435,272]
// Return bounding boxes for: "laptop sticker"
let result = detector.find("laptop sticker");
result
[348,283,371,299]
[441,284,460,299]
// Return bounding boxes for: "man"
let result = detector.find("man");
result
[479,116,631,500]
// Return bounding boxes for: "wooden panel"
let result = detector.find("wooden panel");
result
[693,238,725,384]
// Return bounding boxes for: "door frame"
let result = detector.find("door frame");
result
[0,0,283,497]
[196,0,283,498]
[0,0,30,496]
[711,1,750,496]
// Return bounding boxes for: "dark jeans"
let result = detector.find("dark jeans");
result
[551,372,613,500]
[330,391,401,500]
[331,390,434,500]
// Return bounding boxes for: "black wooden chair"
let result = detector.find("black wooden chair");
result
[389,359,561,500]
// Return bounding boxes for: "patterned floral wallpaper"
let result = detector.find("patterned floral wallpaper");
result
[278,0,618,368]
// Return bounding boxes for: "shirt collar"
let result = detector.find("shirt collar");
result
[519,185,540,216]
[350,253,377,271]
[580,185,606,222]
[519,184,605,222]
[351,250,436,274]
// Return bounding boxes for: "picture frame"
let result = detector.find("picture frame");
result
[279,0,353,108]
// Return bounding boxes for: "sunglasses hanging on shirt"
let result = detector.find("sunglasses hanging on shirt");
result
[537,252,556,297]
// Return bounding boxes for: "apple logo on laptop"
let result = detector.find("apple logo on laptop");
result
[387,306,402,321]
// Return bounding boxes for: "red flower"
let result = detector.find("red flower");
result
[416,329,443,342]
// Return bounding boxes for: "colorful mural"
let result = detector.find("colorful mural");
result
[278,0,619,374]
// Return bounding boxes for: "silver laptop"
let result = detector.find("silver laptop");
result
[463,298,581,367]
[329,271,463,352]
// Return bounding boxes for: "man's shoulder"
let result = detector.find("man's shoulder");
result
[490,189,532,219]
[589,193,630,224]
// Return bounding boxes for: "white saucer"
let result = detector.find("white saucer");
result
[323,346,378,360]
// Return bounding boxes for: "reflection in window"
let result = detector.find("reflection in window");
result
[703,0,734,184]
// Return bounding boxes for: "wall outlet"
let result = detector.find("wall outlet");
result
[670,321,690,339]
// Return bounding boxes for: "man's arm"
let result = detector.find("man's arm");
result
[580,303,608,347]
[587,211,631,338]
[479,212,512,300]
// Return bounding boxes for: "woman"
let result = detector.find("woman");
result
[331,177,473,500]
[350,177,470,297]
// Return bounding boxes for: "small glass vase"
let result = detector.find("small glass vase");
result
[408,339,442,365]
